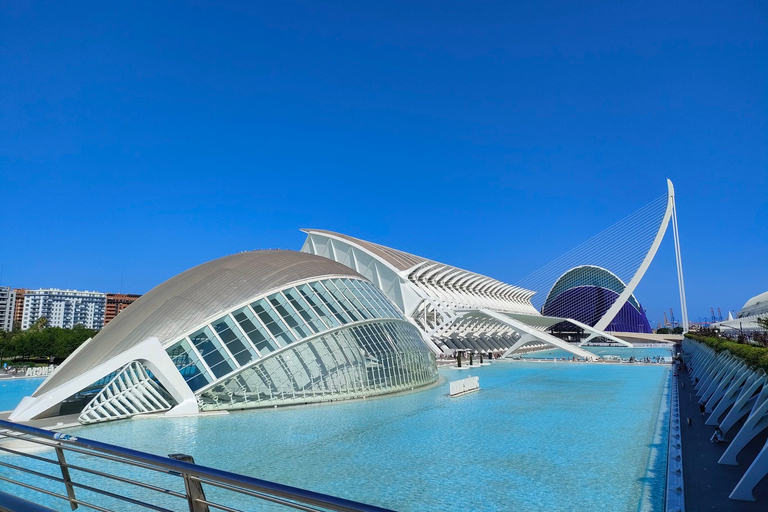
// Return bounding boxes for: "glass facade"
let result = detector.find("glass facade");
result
[198,321,436,410]
[165,277,437,409]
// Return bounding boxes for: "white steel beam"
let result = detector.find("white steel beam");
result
[591,179,676,333]
[470,309,598,360]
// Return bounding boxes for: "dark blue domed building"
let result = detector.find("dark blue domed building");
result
[542,265,652,333]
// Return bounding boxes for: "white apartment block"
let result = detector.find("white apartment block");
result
[22,289,106,330]
[0,286,15,332]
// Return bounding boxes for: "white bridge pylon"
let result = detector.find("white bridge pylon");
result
[584,179,688,337]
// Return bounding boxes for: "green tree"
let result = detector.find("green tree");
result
[30,317,48,332]
[0,324,96,363]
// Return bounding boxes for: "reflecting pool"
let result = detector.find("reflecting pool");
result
[1,363,669,511]
[520,346,673,361]
[0,378,43,412]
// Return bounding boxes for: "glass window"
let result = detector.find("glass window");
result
[268,292,312,339]
[280,351,310,391]
[320,280,361,322]
[362,282,402,318]
[355,280,398,318]
[345,279,382,317]
[195,320,438,412]
[309,282,350,324]
[298,284,339,328]
[166,339,211,391]
[188,327,235,379]
[282,288,327,333]
[212,314,258,366]
[232,306,278,355]
[337,279,378,319]
[252,298,296,346]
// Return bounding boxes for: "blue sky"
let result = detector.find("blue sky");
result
[1,1,766,326]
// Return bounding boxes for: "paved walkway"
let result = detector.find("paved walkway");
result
[678,366,768,510]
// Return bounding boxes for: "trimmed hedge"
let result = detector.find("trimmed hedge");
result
[685,333,768,374]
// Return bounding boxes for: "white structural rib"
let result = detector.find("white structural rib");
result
[591,179,676,334]
[471,310,598,361]
[9,337,198,423]
[79,361,174,424]
[499,311,631,347]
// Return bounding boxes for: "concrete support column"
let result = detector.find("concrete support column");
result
[730,441,768,501]
[690,346,712,384]
[720,387,768,466]
[719,376,765,436]
[707,368,751,426]
[701,358,739,409]
[696,352,722,394]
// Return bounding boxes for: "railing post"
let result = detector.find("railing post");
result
[54,445,78,510]
[169,453,210,512]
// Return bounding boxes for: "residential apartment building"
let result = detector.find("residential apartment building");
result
[12,288,26,328]
[22,289,107,330]
[104,293,141,326]
[0,286,15,332]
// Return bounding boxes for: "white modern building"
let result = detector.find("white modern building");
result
[300,230,632,361]
[10,251,438,424]
[21,289,107,330]
[302,178,688,354]
[712,291,768,333]
[0,286,15,332]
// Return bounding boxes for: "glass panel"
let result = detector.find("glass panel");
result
[282,287,327,333]
[355,280,399,318]
[252,298,296,346]
[196,320,438,412]
[232,306,279,355]
[189,326,235,379]
[349,279,388,318]
[310,281,350,323]
[298,284,339,328]
[332,279,373,320]
[281,351,310,391]
[362,281,403,318]
[166,339,211,391]
[212,314,258,366]
[319,280,361,321]
[268,292,312,339]
[346,279,382,317]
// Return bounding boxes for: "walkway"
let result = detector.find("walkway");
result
[678,366,768,510]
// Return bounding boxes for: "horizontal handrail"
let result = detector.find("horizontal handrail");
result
[0,419,396,512]
[0,490,58,512]
[0,436,188,500]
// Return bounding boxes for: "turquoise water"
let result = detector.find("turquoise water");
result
[0,363,669,512]
[0,378,43,411]
[521,346,673,361]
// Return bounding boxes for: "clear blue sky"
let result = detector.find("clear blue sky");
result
[1,1,766,326]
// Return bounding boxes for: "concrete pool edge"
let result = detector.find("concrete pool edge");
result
[665,368,685,511]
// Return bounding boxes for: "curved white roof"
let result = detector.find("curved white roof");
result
[302,229,427,271]
[739,290,768,318]
[302,229,535,308]
[36,250,363,396]
[743,291,768,310]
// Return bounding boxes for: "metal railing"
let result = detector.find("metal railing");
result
[0,419,394,512]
